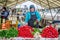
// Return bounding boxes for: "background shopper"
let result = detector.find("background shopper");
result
[1,7,9,23]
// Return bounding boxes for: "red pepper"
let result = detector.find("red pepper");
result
[18,25,34,38]
[41,26,58,38]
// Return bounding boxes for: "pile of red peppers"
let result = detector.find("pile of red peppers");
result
[18,25,58,38]
[18,25,34,38]
[41,25,58,38]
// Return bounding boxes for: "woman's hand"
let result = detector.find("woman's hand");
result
[36,20,38,23]
[34,20,38,25]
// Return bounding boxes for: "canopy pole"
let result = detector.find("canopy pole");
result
[46,0,53,21]
[53,8,58,20]
[38,0,46,19]
[3,0,8,7]
[15,0,18,15]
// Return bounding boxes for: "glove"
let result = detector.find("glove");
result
[36,20,38,23]
[34,20,38,25]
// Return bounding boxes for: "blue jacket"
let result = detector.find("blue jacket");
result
[25,11,41,23]
[1,11,9,18]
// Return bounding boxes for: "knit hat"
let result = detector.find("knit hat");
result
[30,5,35,9]
[3,7,6,10]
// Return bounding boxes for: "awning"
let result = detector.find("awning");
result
[0,0,60,9]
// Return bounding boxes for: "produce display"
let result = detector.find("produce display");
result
[33,28,41,38]
[41,25,58,38]
[0,20,59,39]
[2,20,11,29]
[0,30,7,38]
[18,25,34,38]
[2,23,6,29]
[18,25,42,38]
[5,20,11,29]
[0,27,18,38]
[32,28,40,35]
[5,27,18,38]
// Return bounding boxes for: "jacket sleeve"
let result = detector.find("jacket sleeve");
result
[36,11,41,21]
[1,11,9,17]
[25,12,29,23]
[4,12,8,16]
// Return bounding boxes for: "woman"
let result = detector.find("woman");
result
[25,5,41,28]
[1,7,9,23]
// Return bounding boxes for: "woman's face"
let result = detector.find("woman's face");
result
[30,8,35,12]
[2,9,5,11]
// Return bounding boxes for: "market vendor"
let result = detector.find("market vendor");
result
[25,5,41,28]
[1,7,9,23]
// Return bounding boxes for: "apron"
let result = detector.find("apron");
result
[28,12,39,28]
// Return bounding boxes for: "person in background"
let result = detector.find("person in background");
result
[1,7,9,23]
[25,5,41,28]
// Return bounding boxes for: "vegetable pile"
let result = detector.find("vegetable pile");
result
[32,28,40,35]
[18,25,34,38]
[41,25,58,38]
[0,30,7,38]
[0,27,18,38]
[5,27,18,38]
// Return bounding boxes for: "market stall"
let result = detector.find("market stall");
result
[0,0,60,40]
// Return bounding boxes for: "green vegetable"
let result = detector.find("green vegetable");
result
[0,27,18,38]
[34,22,36,25]
[0,30,8,38]
[5,27,18,38]
[32,28,40,35]
[34,28,40,32]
